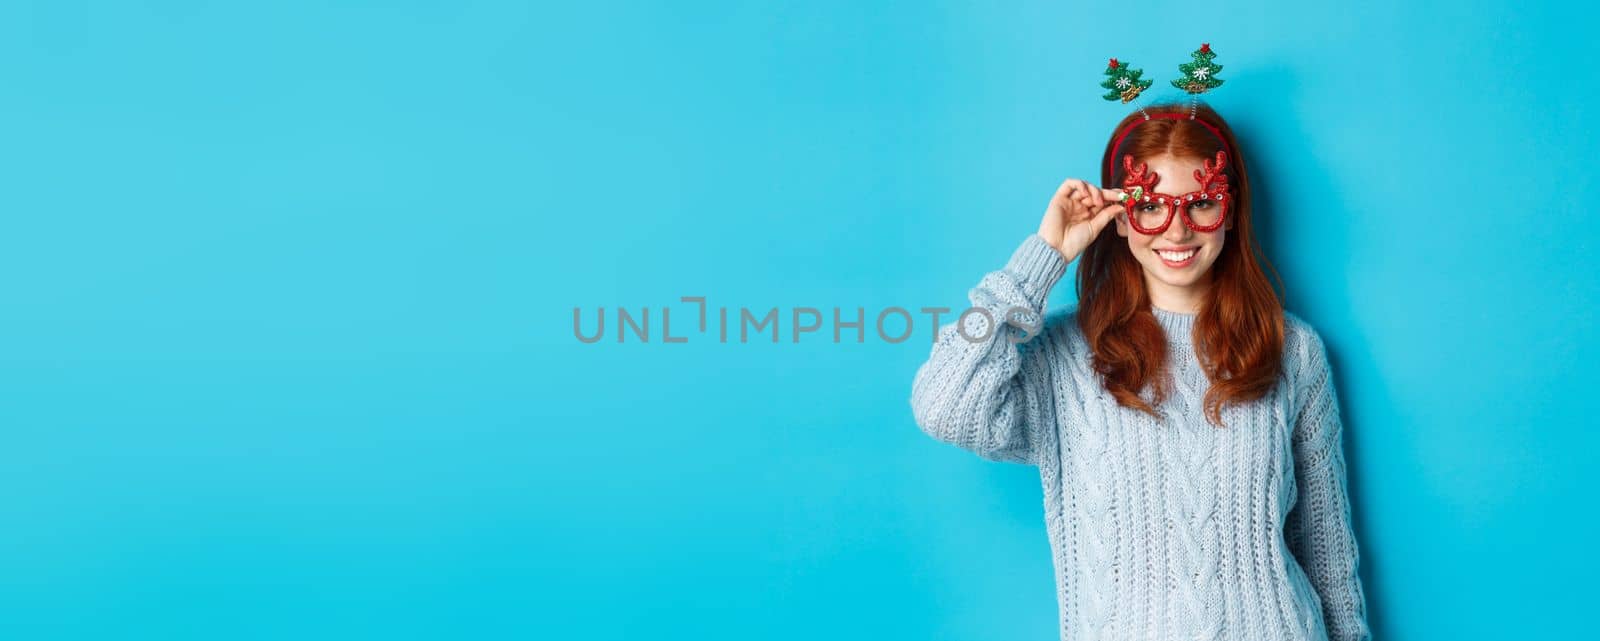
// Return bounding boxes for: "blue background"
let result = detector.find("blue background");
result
[2,1,1595,639]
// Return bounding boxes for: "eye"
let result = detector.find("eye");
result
[1136,203,1163,213]
[1190,198,1215,210]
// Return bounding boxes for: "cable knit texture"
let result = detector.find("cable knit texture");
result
[910,233,1371,641]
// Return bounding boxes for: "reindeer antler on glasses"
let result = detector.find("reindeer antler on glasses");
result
[1121,154,1160,202]
[1193,150,1230,194]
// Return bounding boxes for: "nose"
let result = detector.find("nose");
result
[1162,211,1193,242]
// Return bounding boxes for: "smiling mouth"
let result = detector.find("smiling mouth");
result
[1155,247,1198,262]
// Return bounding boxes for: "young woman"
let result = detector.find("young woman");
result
[910,102,1371,641]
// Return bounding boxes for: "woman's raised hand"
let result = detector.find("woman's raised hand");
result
[1037,177,1125,262]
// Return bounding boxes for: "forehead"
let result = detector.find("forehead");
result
[1139,154,1209,192]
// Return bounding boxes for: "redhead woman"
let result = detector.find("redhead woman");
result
[909,102,1371,641]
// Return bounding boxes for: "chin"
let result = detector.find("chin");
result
[1144,260,1214,287]
[1148,274,1199,289]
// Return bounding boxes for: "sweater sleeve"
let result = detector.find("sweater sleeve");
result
[1284,329,1372,641]
[908,233,1067,466]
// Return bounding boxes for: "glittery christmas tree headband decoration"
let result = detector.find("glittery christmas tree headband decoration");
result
[1100,57,1153,104]
[1172,42,1224,118]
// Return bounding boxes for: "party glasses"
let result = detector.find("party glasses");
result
[1117,150,1231,235]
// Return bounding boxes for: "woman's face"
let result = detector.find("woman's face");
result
[1114,153,1233,306]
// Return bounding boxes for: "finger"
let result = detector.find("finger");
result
[1059,189,1088,215]
[1073,186,1095,210]
[1066,180,1092,209]
[1049,183,1073,210]
[1092,203,1122,231]
[1102,187,1126,203]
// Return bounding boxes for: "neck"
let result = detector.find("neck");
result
[1144,269,1213,315]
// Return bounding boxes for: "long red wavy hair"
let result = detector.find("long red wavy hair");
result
[1076,102,1286,427]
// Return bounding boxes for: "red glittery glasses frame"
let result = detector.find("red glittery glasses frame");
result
[1105,112,1235,235]
[1119,151,1231,235]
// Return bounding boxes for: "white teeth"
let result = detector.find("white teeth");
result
[1156,248,1197,261]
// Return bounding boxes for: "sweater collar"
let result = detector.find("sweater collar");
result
[1151,305,1197,342]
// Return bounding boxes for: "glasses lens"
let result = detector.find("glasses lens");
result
[1131,200,1170,230]
[1183,194,1226,227]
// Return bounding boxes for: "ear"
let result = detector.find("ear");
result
[1114,210,1128,237]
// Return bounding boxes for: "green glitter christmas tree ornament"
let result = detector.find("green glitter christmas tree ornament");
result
[1172,43,1224,94]
[1100,57,1153,103]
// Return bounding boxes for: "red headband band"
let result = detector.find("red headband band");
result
[1103,112,1234,182]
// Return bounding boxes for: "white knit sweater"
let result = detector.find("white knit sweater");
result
[909,234,1371,641]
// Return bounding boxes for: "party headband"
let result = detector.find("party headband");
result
[1098,43,1232,180]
